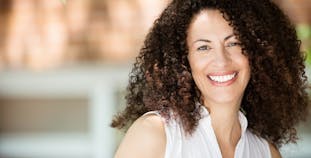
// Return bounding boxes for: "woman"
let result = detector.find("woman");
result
[111,0,309,157]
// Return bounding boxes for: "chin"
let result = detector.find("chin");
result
[207,92,243,105]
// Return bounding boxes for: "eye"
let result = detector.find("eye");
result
[197,45,211,51]
[226,42,241,47]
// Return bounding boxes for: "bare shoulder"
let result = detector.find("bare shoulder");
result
[268,142,282,158]
[114,113,166,158]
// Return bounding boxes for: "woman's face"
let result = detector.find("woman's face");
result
[187,9,250,107]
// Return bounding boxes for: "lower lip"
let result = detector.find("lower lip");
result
[208,73,238,86]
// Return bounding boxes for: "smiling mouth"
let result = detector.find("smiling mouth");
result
[207,72,238,83]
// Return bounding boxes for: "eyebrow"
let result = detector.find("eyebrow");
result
[192,34,235,45]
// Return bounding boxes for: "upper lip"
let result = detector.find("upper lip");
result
[207,71,237,76]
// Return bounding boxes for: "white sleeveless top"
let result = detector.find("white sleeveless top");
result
[143,106,271,158]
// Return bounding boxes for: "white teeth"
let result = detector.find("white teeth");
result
[209,73,236,83]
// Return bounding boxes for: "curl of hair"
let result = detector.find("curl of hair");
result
[111,0,309,147]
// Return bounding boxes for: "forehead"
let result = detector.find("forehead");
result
[187,9,234,39]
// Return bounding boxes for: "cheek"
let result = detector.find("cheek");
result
[233,53,250,70]
[242,58,250,74]
[188,55,210,90]
[188,55,209,73]
[236,55,251,81]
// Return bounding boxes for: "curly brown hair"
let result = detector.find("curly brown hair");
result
[111,0,309,147]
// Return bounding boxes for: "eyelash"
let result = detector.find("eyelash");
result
[196,42,241,51]
[197,45,211,51]
[227,42,241,47]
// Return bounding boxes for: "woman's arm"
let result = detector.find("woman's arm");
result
[269,142,282,158]
[114,114,166,158]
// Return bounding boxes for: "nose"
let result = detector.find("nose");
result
[212,46,231,67]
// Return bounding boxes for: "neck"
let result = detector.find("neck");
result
[204,100,242,147]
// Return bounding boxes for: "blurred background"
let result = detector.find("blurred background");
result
[0,0,310,158]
